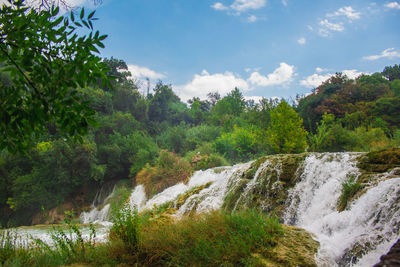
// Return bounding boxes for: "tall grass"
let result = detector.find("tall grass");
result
[338,174,364,211]
[0,221,98,266]
[2,209,285,266]
[138,209,283,266]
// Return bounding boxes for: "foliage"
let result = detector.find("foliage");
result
[135,150,192,197]
[265,100,308,154]
[338,175,363,212]
[0,0,110,153]
[382,64,400,81]
[110,205,140,252]
[215,125,259,162]
[188,152,229,170]
[108,181,131,218]
[1,140,100,225]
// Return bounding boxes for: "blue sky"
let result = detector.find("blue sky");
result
[21,0,400,101]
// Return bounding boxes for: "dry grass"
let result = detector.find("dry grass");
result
[136,150,192,197]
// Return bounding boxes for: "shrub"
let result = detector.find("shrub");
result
[190,153,229,170]
[136,150,193,197]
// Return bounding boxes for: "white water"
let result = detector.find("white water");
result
[80,185,116,225]
[127,164,251,214]
[283,153,400,266]
[5,224,110,247]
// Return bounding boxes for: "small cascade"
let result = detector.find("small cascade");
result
[80,185,115,224]
[128,163,251,214]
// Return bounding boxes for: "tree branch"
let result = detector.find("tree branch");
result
[0,43,42,99]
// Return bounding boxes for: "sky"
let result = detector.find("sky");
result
[5,0,400,101]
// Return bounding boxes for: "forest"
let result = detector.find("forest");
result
[1,55,399,226]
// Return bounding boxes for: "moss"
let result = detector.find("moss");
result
[348,148,400,205]
[243,157,268,180]
[251,225,319,267]
[175,182,213,209]
[358,148,400,173]
[222,179,251,211]
[231,153,307,220]
[140,201,177,223]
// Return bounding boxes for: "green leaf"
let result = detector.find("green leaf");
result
[70,11,75,22]
[88,10,95,19]
[80,8,84,20]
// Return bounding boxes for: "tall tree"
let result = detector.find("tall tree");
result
[266,100,308,154]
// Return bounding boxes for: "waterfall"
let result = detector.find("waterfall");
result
[128,163,251,214]
[127,152,399,267]
[80,185,115,224]
[282,153,400,266]
[73,152,400,266]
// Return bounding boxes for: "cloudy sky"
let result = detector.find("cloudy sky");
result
[9,0,400,101]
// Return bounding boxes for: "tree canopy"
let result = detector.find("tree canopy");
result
[0,0,110,153]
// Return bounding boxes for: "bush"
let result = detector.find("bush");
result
[136,150,193,197]
[190,153,229,170]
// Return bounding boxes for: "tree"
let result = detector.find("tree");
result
[24,0,102,11]
[382,64,400,81]
[265,100,308,154]
[0,0,110,152]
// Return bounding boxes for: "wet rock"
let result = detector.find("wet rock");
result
[374,239,400,267]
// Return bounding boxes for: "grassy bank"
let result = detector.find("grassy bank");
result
[0,209,318,266]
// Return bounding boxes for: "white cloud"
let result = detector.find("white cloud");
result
[211,2,229,10]
[248,15,257,22]
[244,95,264,103]
[318,19,344,36]
[385,2,400,9]
[327,6,361,20]
[301,68,368,88]
[363,48,400,60]
[230,0,267,12]
[342,69,367,79]
[300,73,332,88]
[247,62,295,87]
[211,0,266,15]
[127,64,166,80]
[315,67,327,73]
[298,37,306,45]
[177,70,249,101]
[282,0,288,6]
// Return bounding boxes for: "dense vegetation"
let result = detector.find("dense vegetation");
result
[1,60,400,226]
[1,0,399,229]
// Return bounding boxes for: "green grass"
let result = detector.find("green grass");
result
[338,174,364,212]
[1,209,286,266]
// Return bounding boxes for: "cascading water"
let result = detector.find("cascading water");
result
[128,163,251,214]
[80,185,115,224]
[282,153,400,266]
[126,152,400,267]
